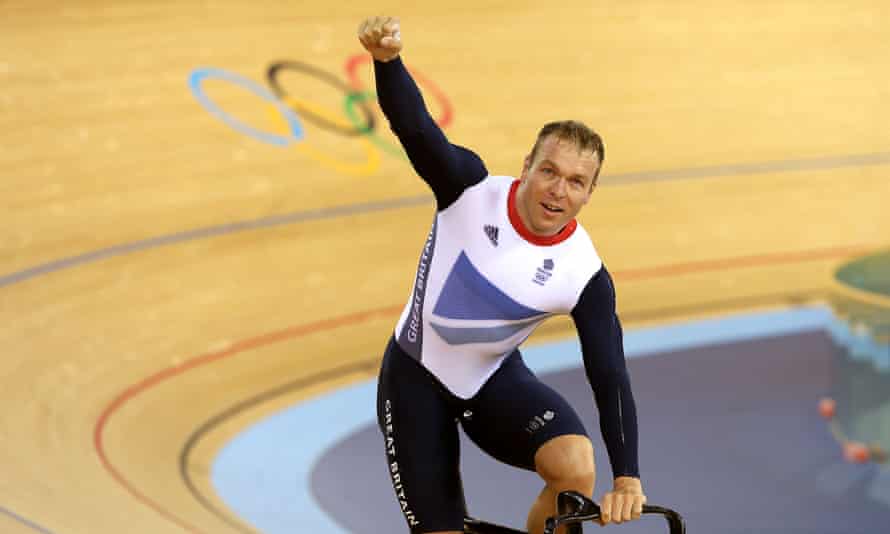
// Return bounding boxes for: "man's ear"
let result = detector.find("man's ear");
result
[588,159,602,191]
[521,155,531,180]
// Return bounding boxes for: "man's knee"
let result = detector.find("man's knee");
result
[533,434,595,488]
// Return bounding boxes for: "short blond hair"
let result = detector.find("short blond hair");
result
[528,120,605,183]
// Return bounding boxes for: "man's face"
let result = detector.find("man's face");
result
[516,135,600,236]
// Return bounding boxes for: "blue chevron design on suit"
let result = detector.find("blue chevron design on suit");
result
[431,251,548,345]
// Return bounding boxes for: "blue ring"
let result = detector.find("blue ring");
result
[188,67,304,146]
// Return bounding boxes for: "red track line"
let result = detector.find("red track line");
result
[93,305,402,532]
[617,244,874,280]
[93,243,873,531]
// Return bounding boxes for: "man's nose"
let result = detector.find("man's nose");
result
[549,177,567,198]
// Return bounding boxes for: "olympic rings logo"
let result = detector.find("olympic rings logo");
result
[188,54,455,177]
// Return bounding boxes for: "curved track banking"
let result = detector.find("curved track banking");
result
[185,295,830,532]
[4,3,888,533]
[2,171,879,532]
[93,240,870,532]
[178,360,381,534]
[92,307,402,534]
[2,153,884,533]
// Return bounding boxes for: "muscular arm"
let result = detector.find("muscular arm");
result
[374,58,487,210]
[570,265,640,479]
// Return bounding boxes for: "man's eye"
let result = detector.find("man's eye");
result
[542,168,554,175]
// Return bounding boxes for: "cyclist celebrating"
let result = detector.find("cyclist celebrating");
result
[359,16,646,534]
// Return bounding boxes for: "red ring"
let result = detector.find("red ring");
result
[345,53,454,129]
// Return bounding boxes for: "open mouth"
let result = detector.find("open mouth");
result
[541,202,564,213]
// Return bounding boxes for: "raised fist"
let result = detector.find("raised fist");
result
[358,16,402,63]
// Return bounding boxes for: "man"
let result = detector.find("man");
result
[359,16,646,534]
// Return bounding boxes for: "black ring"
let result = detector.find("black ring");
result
[266,61,376,137]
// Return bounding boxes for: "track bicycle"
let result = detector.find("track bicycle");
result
[463,490,685,534]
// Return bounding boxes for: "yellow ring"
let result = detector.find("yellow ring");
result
[268,96,381,177]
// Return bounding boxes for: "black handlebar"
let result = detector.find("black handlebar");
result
[543,491,685,534]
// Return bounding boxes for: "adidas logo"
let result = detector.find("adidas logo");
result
[484,224,499,247]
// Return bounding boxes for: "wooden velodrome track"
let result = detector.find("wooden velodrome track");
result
[2,1,888,533]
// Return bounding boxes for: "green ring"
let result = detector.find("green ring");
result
[344,91,407,161]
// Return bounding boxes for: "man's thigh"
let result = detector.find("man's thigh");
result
[460,351,589,472]
[377,337,467,533]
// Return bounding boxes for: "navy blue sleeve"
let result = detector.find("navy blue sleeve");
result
[374,58,487,210]
[570,265,641,479]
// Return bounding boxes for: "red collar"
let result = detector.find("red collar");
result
[507,180,577,246]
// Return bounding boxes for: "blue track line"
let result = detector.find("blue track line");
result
[3,151,888,290]
[0,506,57,534]
[0,194,431,289]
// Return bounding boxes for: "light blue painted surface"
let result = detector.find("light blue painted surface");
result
[212,305,836,533]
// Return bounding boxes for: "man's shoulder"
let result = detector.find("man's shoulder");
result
[564,223,604,276]
[567,220,599,253]
[446,174,513,206]
[472,174,515,190]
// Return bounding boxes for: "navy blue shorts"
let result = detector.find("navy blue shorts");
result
[376,336,589,533]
